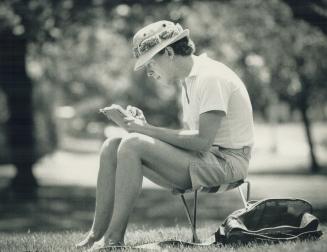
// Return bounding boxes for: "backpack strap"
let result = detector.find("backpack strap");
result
[229,229,322,244]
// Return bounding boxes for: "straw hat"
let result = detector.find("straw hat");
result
[132,20,189,71]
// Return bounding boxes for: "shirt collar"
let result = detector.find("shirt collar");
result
[186,53,207,78]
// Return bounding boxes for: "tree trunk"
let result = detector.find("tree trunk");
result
[299,105,320,173]
[0,29,38,193]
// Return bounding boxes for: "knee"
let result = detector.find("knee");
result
[100,136,122,156]
[117,133,151,157]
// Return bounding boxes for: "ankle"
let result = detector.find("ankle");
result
[104,238,125,246]
[103,233,124,245]
[88,231,101,240]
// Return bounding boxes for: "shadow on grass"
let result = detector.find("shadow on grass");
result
[1,178,327,234]
[249,164,327,176]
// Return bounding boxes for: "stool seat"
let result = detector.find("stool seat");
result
[172,179,245,195]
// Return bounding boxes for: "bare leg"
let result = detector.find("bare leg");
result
[91,133,195,249]
[103,134,144,244]
[76,137,121,248]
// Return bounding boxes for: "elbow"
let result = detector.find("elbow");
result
[200,144,212,153]
[196,139,212,153]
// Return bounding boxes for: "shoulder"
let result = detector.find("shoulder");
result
[196,56,228,83]
[197,69,228,92]
[202,60,243,94]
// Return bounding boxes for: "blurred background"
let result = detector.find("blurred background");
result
[0,0,326,234]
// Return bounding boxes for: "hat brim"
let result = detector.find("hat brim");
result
[134,29,190,71]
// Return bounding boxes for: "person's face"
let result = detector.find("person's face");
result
[145,48,175,85]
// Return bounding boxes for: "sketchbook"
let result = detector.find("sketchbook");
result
[99,104,134,128]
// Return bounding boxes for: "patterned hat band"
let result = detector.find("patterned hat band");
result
[133,24,184,58]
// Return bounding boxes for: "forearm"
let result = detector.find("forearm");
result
[142,124,211,152]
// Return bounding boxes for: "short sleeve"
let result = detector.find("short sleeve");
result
[198,75,231,115]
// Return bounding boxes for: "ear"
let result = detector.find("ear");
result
[166,47,175,59]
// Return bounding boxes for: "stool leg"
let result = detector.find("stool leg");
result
[245,181,251,201]
[180,194,200,243]
[238,186,248,208]
[193,190,198,243]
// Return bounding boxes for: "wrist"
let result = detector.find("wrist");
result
[143,122,154,135]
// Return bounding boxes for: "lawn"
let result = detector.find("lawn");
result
[0,225,326,252]
[0,122,326,251]
[0,185,326,251]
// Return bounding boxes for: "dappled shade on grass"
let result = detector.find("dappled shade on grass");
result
[0,183,248,233]
[1,177,327,234]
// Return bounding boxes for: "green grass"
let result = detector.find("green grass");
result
[0,224,326,252]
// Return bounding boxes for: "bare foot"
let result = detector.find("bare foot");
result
[88,238,105,251]
[88,238,125,251]
[75,233,98,248]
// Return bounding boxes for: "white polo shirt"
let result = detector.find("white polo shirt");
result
[181,54,254,149]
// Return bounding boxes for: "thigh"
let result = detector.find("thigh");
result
[122,133,198,189]
[142,165,176,189]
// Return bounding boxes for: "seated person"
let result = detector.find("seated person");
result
[76,20,254,250]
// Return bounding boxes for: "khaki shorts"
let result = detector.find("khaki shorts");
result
[188,146,251,191]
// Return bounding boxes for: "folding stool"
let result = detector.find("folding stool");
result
[173,179,251,243]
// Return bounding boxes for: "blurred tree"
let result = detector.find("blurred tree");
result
[282,0,327,35]
[37,2,186,132]
[186,0,327,173]
[0,9,39,193]
[1,0,326,197]
[257,1,327,173]
[281,0,327,172]
[0,0,184,193]
[0,0,112,192]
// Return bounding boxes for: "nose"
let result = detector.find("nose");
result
[145,65,155,77]
[146,69,154,77]
[146,70,160,80]
[145,62,161,80]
